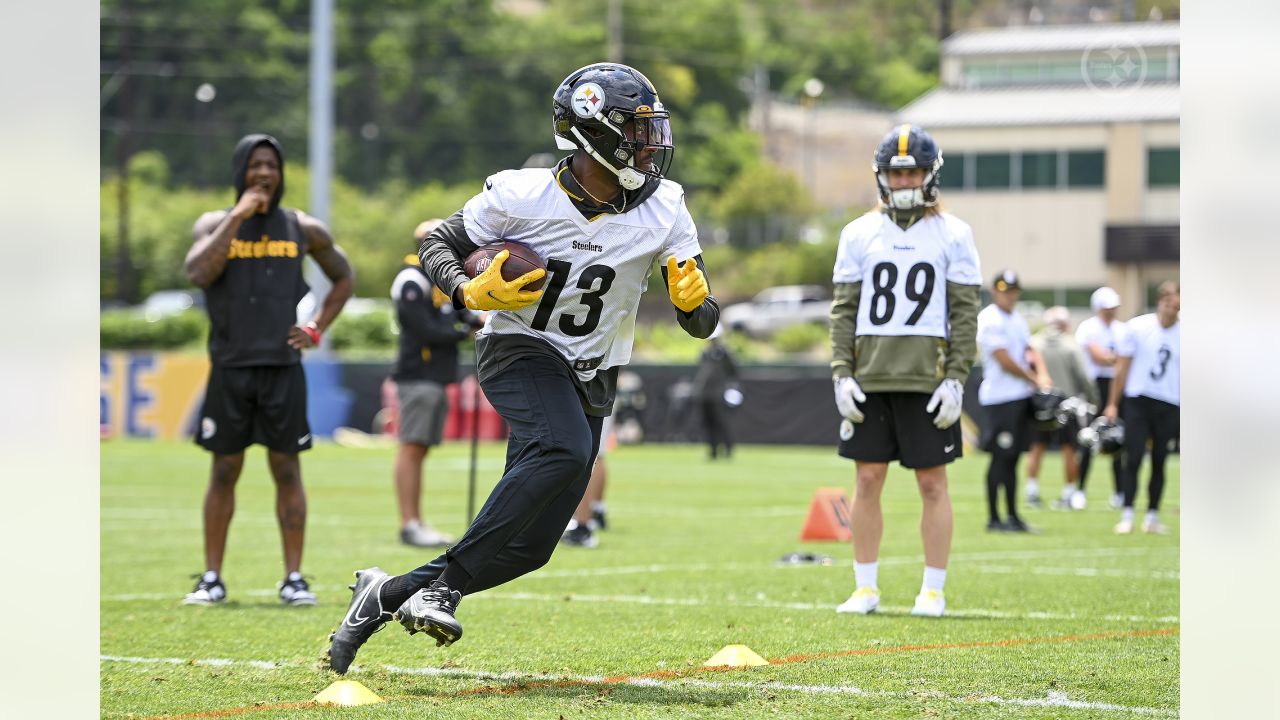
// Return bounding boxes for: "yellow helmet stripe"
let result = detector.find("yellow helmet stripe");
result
[897,124,911,157]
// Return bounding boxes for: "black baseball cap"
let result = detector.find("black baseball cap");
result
[992,270,1020,291]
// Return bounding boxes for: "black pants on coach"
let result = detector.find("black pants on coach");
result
[700,397,733,459]
[407,354,604,595]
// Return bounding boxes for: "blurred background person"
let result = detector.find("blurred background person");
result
[561,414,613,549]
[693,325,739,461]
[977,270,1049,533]
[183,134,353,605]
[1026,306,1096,510]
[1075,286,1129,509]
[390,219,484,548]
[1106,281,1180,535]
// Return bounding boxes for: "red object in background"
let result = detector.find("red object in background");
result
[381,376,505,441]
[444,375,506,440]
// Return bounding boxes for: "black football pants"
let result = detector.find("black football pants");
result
[1120,395,1180,512]
[397,354,603,597]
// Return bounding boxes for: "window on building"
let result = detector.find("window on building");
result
[1067,150,1105,188]
[1147,147,1179,187]
[940,153,967,190]
[1020,152,1058,188]
[974,153,1011,189]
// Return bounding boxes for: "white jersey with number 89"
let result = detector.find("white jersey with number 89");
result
[832,211,983,339]
[463,168,701,380]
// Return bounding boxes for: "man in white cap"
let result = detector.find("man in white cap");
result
[1074,287,1129,509]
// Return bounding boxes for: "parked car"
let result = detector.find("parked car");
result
[720,285,831,338]
[141,289,204,322]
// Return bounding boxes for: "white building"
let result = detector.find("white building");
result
[898,21,1179,315]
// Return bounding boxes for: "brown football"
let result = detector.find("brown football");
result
[463,242,547,291]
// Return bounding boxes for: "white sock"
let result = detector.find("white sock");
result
[591,500,606,513]
[922,566,947,592]
[854,561,878,590]
[1145,509,1159,525]
[202,570,219,583]
[1027,478,1040,495]
[1121,507,1135,522]
[1061,483,1077,499]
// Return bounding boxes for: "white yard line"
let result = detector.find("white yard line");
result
[100,586,1178,624]
[100,655,1176,716]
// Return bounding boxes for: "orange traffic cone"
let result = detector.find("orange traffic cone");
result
[799,487,852,541]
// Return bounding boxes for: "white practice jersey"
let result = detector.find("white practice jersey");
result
[977,304,1035,405]
[1118,313,1180,406]
[1074,315,1129,380]
[463,169,701,380]
[832,211,982,339]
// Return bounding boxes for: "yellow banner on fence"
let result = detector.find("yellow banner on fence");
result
[101,352,210,440]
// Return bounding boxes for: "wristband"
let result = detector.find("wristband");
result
[302,322,322,345]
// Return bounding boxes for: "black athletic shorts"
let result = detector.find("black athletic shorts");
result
[837,391,962,469]
[979,397,1032,454]
[1032,414,1081,448]
[195,364,312,455]
[1122,395,1180,454]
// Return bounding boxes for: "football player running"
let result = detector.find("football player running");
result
[831,124,982,619]
[326,63,719,673]
[1105,281,1179,535]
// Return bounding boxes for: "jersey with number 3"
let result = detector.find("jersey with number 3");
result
[832,211,983,339]
[462,168,701,380]
[1118,313,1180,406]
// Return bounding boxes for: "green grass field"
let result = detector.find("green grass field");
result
[102,440,1178,719]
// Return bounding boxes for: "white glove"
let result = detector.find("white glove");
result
[833,377,867,423]
[926,378,964,430]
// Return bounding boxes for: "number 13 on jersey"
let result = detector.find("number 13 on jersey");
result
[530,258,616,337]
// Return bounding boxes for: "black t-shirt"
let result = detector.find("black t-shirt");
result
[202,208,309,367]
[392,262,476,384]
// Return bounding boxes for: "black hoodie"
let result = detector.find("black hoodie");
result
[202,134,310,367]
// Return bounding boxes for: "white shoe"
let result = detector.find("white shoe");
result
[400,521,452,548]
[1110,493,1124,510]
[1114,518,1134,534]
[911,589,946,617]
[1142,518,1170,535]
[836,587,880,614]
[1069,489,1087,510]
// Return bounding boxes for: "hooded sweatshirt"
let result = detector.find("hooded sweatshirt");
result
[202,134,310,367]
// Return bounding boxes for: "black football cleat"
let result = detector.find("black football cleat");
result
[325,567,392,674]
[393,579,463,647]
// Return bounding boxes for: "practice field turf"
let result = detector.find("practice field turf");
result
[102,440,1179,718]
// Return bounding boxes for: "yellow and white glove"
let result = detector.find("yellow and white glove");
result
[833,376,867,423]
[926,378,964,429]
[666,256,708,313]
[461,249,546,311]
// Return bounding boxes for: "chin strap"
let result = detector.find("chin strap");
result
[569,126,645,190]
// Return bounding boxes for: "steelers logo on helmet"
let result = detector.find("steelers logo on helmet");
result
[552,62,675,192]
[571,82,606,119]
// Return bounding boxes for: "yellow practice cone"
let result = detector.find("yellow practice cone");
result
[314,679,385,706]
[703,644,769,667]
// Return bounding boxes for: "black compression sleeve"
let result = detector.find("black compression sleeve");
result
[418,210,480,310]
